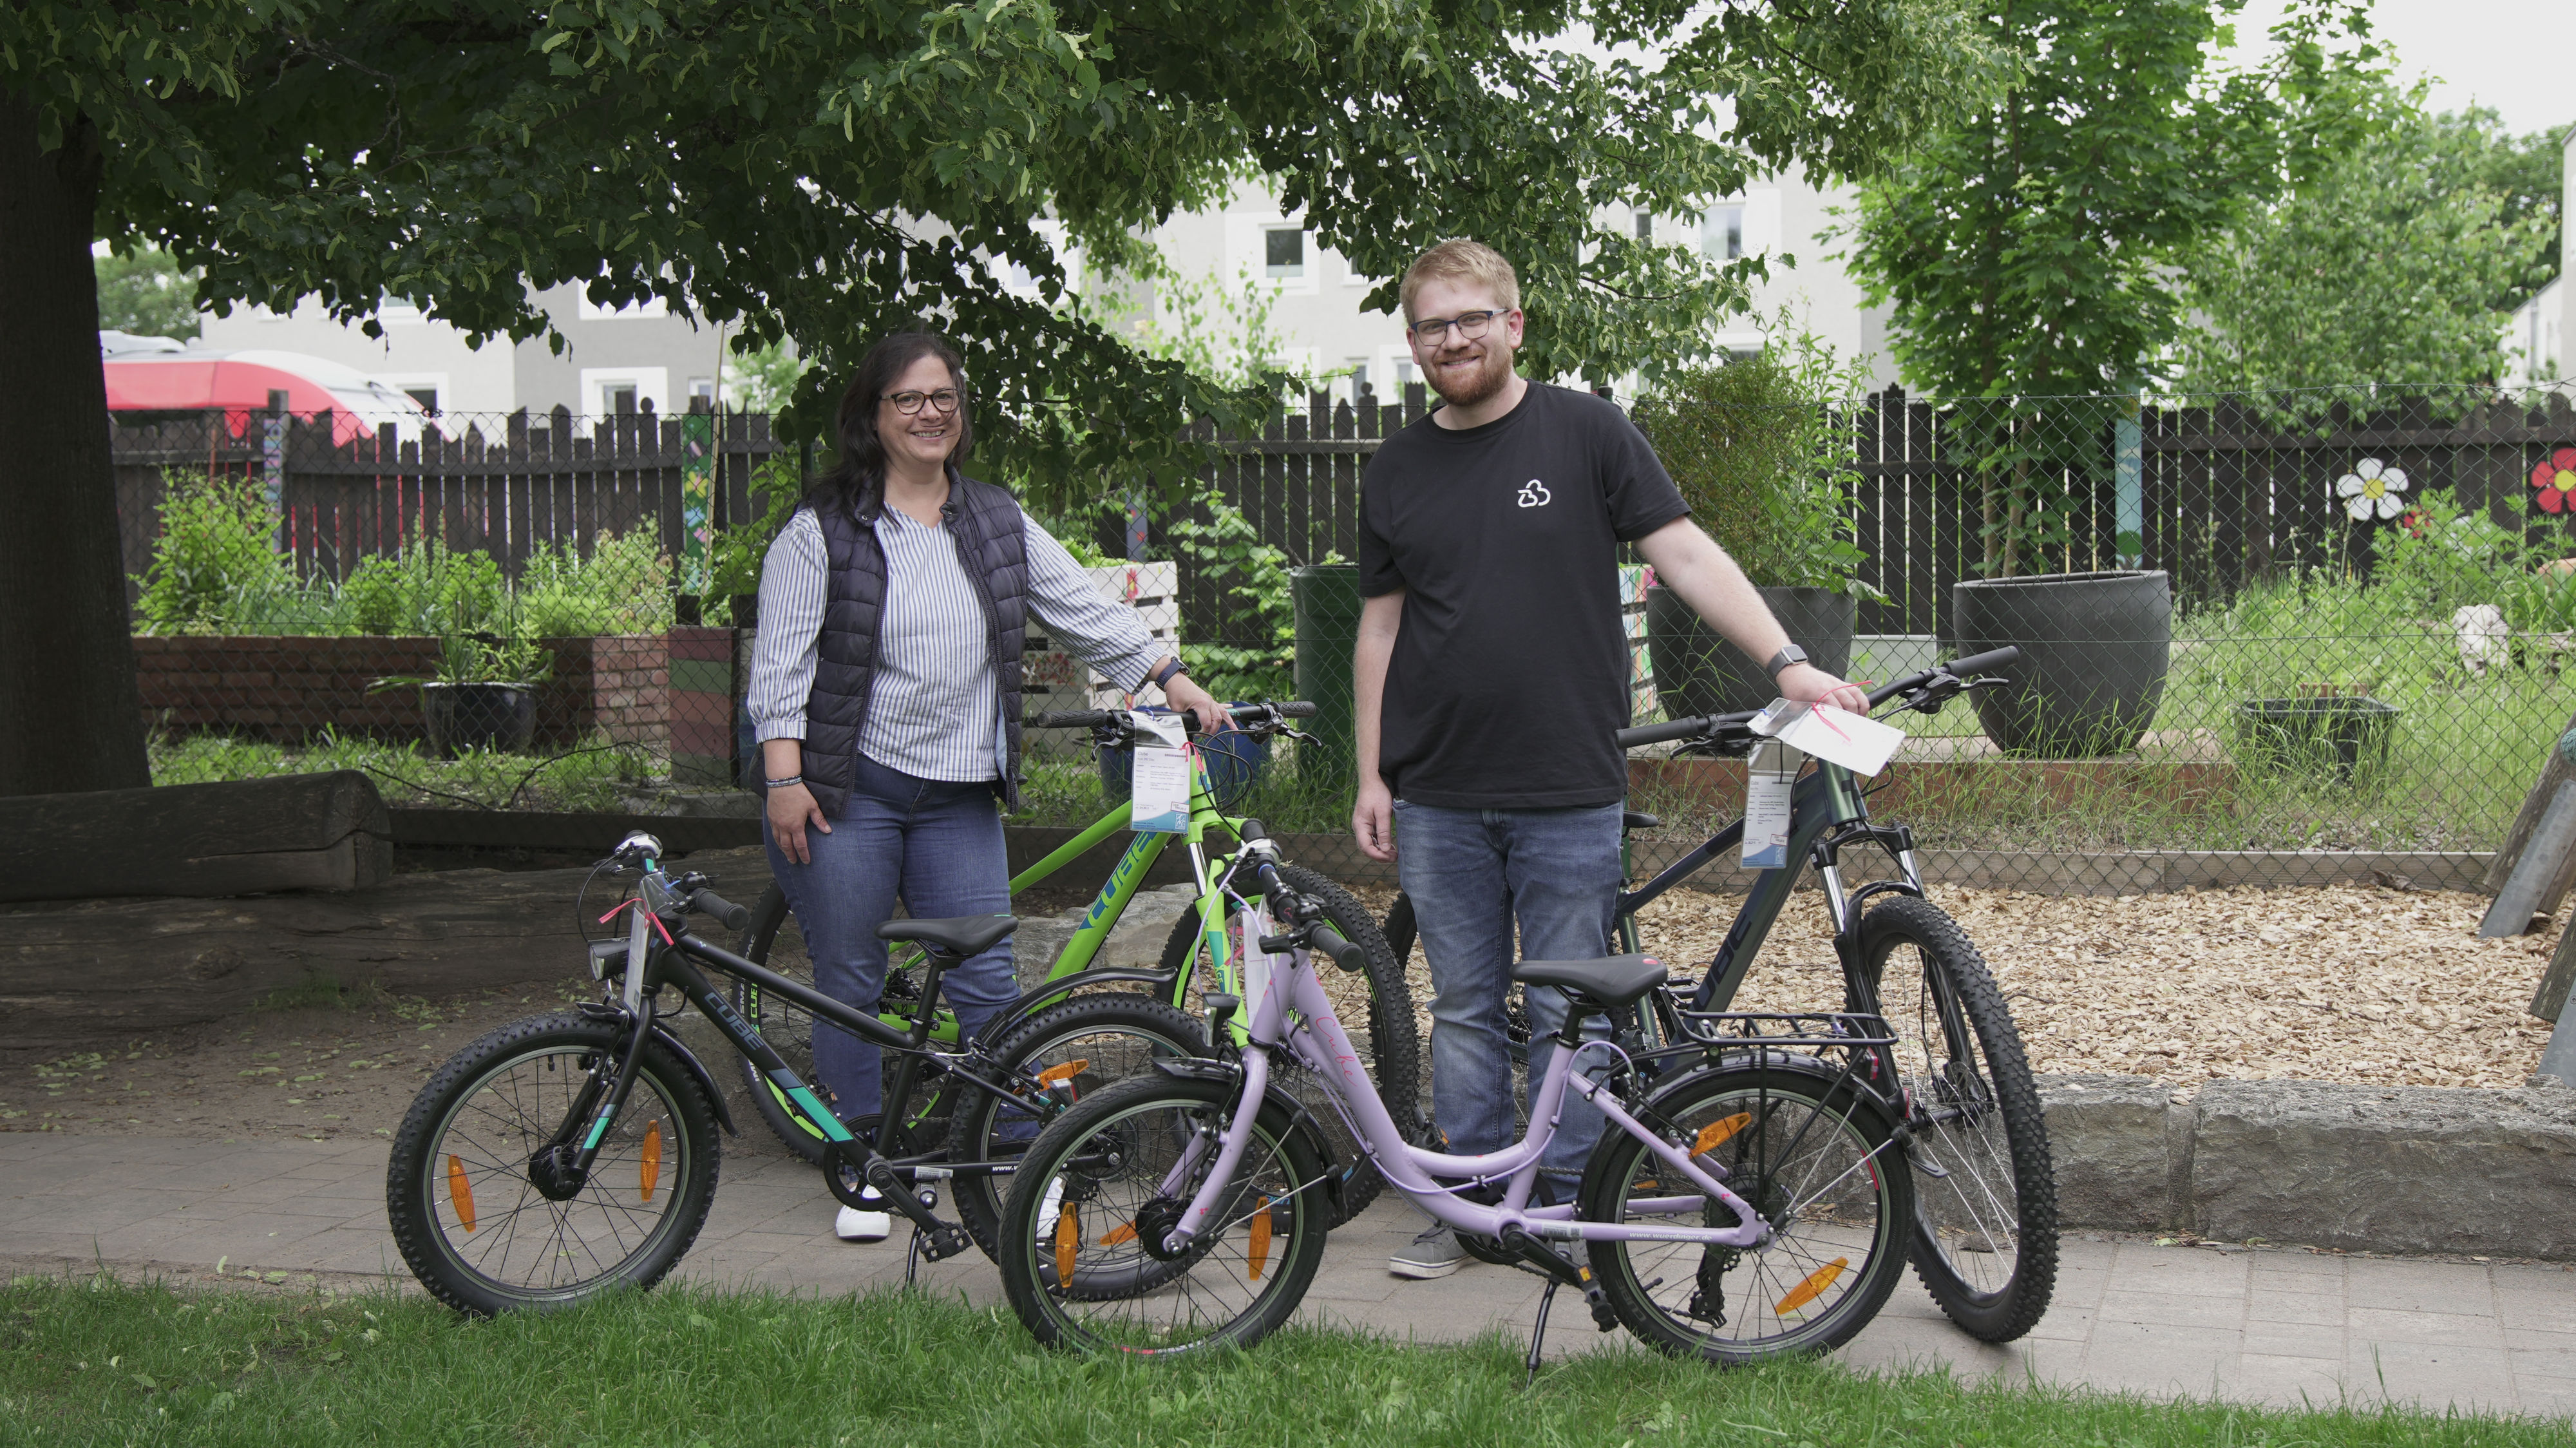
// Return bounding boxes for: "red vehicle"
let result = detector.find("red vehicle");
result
[100,343,437,446]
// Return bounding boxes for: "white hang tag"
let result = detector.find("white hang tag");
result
[1741,738,1801,870]
[1748,698,1904,777]
[1128,710,1192,833]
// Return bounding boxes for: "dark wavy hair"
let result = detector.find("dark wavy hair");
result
[806,332,972,521]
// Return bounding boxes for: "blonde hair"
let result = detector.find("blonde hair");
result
[1399,239,1520,322]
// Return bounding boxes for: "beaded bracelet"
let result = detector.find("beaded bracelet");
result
[765,775,803,788]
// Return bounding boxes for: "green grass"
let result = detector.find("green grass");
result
[2,1274,2554,1448]
[149,730,660,814]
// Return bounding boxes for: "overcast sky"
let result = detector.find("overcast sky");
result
[2228,0,2575,137]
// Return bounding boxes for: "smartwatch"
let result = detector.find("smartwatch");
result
[1150,658,1189,690]
[1763,644,1810,680]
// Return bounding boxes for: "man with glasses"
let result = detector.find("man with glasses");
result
[1352,239,1868,1279]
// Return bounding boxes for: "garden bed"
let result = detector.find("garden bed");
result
[1616,879,2559,1089]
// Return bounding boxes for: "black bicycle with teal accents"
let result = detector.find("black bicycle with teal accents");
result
[384,829,1196,1315]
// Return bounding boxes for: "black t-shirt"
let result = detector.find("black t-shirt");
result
[1357,383,1689,809]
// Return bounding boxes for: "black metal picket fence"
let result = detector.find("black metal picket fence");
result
[111,381,2576,894]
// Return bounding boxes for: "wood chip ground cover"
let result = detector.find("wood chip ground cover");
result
[1362,881,2559,1089]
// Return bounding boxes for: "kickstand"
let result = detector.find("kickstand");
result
[1524,1278,1560,1386]
[904,1226,927,1289]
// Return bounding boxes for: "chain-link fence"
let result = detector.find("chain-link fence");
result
[117,382,2576,896]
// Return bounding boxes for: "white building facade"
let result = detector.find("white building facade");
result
[197,281,735,421]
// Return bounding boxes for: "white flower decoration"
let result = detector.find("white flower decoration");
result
[2334,458,2410,520]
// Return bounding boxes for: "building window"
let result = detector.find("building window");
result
[1264,227,1305,281]
[1703,205,1745,261]
[1635,211,1653,242]
[688,377,715,406]
[402,386,439,415]
[606,384,638,414]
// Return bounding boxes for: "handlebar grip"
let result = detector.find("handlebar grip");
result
[688,888,751,932]
[1276,701,1318,718]
[1616,716,1714,750]
[1235,818,1270,844]
[1028,710,1116,729]
[1943,645,2021,676]
[1307,924,1368,974]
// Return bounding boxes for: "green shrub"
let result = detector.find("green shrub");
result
[2369,486,2531,618]
[132,470,299,633]
[1632,315,1879,597]
[1164,488,1305,702]
[519,531,674,636]
[342,538,506,636]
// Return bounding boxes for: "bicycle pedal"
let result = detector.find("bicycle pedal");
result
[914,1223,972,1261]
[1583,1284,1617,1333]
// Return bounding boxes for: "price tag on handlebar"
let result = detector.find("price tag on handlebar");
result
[1742,738,1801,870]
[1128,709,1191,833]
[1750,698,1904,777]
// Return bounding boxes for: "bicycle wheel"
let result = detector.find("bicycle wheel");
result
[386,1013,719,1316]
[1859,895,2058,1343]
[1158,864,1418,1223]
[1580,1061,1911,1363]
[999,1073,1328,1356]
[943,993,1208,1259]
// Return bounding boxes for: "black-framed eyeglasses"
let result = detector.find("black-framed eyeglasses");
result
[1408,309,1507,346]
[882,388,964,415]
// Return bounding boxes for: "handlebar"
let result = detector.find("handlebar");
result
[1240,852,1367,972]
[1616,647,2024,753]
[1027,700,1316,733]
[687,888,751,933]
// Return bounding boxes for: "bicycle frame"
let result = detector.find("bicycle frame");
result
[1157,927,1776,1254]
[1620,759,1927,1024]
[596,868,1038,1184]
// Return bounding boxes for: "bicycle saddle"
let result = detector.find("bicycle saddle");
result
[1622,810,1660,832]
[1511,953,1668,1009]
[876,914,1018,957]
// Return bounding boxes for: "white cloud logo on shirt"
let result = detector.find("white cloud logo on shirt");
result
[1516,478,1552,508]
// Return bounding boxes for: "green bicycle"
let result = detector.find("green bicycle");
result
[731,700,1420,1242]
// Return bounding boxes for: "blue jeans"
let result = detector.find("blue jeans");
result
[1394,797,1624,1192]
[764,754,1017,1123]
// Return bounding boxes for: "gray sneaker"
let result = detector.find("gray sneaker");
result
[1389,1224,1467,1279]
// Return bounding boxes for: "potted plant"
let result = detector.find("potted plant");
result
[377,630,555,758]
[1633,321,1881,718]
[1950,569,2174,756]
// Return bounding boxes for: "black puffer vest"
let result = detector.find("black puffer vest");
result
[797,468,1030,815]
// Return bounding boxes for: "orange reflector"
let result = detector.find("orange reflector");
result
[641,1122,662,1203]
[1775,1257,1849,1314]
[1056,1203,1079,1282]
[1099,1221,1138,1246]
[1034,1060,1089,1089]
[1691,1113,1753,1157]
[446,1154,477,1233]
[1247,1195,1272,1280]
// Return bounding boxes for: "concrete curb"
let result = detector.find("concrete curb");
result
[2042,1073,2576,1257]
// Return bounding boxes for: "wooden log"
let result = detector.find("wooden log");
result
[2481,716,2576,894]
[2533,923,2576,1024]
[0,846,777,1056]
[2483,781,2576,937]
[0,772,392,902]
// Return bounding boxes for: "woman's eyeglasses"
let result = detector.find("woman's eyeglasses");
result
[882,388,964,415]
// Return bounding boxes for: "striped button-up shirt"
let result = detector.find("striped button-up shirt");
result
[747,504,1163,783]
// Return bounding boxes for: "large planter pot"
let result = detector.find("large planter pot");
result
[1647,585,1856,719]
[422,682,538,758]
[1951,571,2171,757]
[2233,697,2400,783]
[1291,564,1362,785]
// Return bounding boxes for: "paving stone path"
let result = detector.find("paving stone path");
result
[5,1132,2571,1420]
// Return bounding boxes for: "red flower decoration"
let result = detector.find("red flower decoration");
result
[2533,448,2576,515]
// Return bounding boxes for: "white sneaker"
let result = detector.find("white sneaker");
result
[835,1187,891,1243]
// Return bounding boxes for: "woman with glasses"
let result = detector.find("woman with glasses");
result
[746,331,1228,1243]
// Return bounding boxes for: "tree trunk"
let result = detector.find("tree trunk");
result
[0,91,147,796]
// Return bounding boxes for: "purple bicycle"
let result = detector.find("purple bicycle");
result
[998,830,1918,1366]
